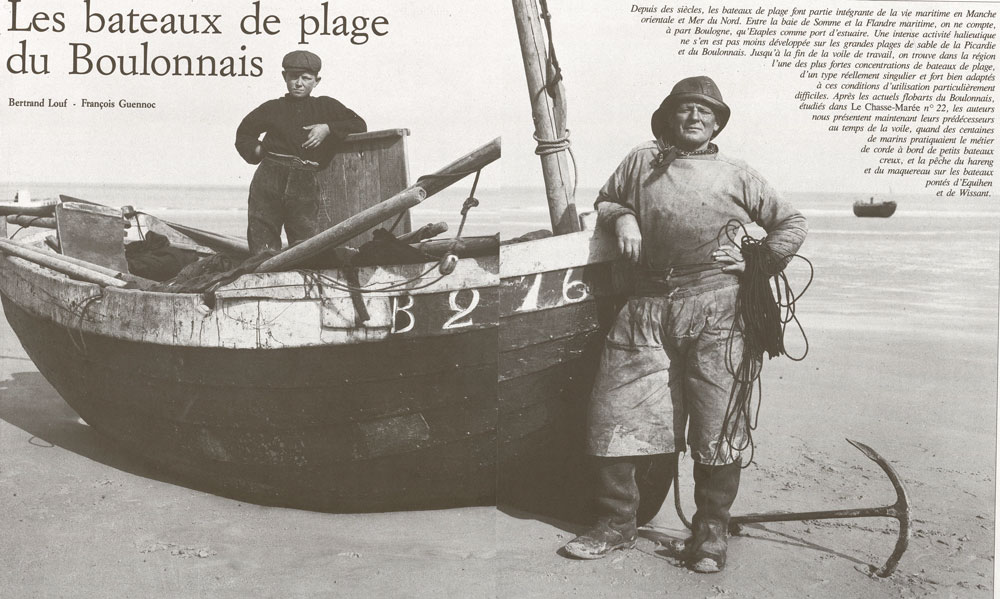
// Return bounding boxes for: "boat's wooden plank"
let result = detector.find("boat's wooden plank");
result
[342,129,410,143]
[3,296,495,386]
[499,260,614,315]
[378,133,411,234]
[317,147,349,230]
[58,381,498,469]
[359,141,386,239]
[0,255,116,325]
[499,300,601,351]
[499,357,597,414]
[499,329,598,381]
[0,239,133,288]
[216,255,498,299]
[317,130,410,242]
[497,353,596,458]
[80,407,498,511]
[55,203,130,273]
[53,364,497,430]
[85,398,498,466]
[343,142,365,230]
[499,229,618,277]
[0,255,499,347]
[497,394,557,443]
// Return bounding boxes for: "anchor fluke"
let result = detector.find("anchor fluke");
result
[729,439,911,577]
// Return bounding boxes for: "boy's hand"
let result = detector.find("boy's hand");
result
[301,124,331,149]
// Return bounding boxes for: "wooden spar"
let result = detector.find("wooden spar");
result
[161,221,250,255]
[0,200,59,217]
[512,0,579,236]
[6,215,56,229]
[416,236,499,257]
[397,222,449,244]
[0,238,131,288]
[256,138,501,273]
[409,137,500,197]
[256,188,426,273]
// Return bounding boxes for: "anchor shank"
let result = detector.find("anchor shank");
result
[731,505,896,526]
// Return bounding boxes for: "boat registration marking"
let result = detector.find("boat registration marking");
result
[390,294,416,334]
[512,268,591,313]
[388,288,495,335]
[442,289,480,330]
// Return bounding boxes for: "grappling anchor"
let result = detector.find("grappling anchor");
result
[728,439,911,577]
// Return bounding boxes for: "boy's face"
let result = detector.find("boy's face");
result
[283,69,320,98]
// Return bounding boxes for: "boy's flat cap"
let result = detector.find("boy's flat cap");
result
[282,50,321,73]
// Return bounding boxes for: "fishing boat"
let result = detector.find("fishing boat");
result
[853,197,897,218]
[0,1,625,515]
[1,134,503,512]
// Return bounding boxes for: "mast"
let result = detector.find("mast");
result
[512,0,580,235]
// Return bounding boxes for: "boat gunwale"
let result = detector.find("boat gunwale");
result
[499,228,617,278]
[0,245,500,349]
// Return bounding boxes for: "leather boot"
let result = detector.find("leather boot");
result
[562,458,639,559]
[686,461,741,573]
[636,453,678,526]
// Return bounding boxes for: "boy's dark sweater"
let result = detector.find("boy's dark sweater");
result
[235,93,367,167]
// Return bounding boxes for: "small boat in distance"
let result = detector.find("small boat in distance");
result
[854,196,897,218]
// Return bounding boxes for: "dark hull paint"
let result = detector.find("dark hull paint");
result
[3,295,498,512]
[1,234,632,517]
[497,262,624,519]
[853,201,897,217]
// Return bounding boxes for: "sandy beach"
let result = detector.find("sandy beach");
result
[0,206,996,598]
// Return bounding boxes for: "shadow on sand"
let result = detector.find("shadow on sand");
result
[1,368,592,526]
[0,370,197,492]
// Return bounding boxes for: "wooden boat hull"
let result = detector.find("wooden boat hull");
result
[4,297,498,511]
[1,229,642,518]
[497,231,625,518]
[853,201,897,217]
[1,247,502,512]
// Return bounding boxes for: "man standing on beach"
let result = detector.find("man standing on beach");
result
[562,76,808,573]
[235,50,367,254]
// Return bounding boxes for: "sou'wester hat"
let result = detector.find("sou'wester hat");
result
[651,76,730,140]
[282,50,322,73]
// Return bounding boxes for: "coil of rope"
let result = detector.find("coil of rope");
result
[715,220,813,466]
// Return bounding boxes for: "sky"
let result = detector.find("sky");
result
[0,0,993,196]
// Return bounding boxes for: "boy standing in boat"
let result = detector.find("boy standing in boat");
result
[562,76,807,573]
[235,50,367,254]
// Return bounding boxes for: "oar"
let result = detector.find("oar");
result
[0,199,60,217]
[256,137,501,273]
[5,215,56,229]
[0,237,149,288]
